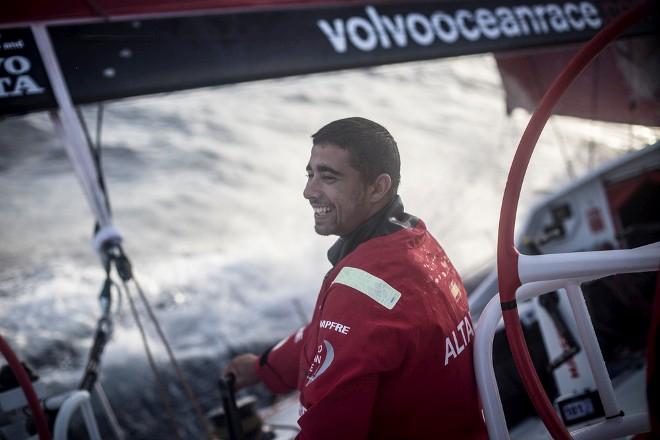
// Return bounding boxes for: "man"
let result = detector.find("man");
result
[225,117,487,439]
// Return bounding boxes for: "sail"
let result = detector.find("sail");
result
[1,0,658,117]
[496,37,660,127]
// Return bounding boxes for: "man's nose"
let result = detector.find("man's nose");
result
[303,176,317,200]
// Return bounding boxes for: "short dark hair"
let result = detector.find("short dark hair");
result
[311,117,401,194]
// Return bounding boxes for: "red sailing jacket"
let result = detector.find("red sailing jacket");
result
[256,220,487,439]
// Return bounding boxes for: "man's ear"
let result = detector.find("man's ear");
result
[369,173,392,203]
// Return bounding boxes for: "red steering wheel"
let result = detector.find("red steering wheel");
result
[0,335,51,440]
[495,1,652,438]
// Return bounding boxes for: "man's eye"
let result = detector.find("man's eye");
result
[305,173,313,179]
[321,175,337,183]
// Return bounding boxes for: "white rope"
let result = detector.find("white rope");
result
[94,382,127,440]
[31,24,120,253]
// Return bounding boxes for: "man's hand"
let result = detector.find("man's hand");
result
[224,354,260,390]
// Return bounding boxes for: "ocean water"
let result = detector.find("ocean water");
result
[0,54,656,438]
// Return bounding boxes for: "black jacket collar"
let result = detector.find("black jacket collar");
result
[327,196,418,266]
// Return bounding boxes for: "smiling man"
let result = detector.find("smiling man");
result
[225,117,487,439]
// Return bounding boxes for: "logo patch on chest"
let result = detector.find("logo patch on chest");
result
[450,281,463,302]
[306,340,335,386]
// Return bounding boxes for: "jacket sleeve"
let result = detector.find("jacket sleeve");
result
[296,280,408,439]
[297,374,378,440]
[255,325,307,394]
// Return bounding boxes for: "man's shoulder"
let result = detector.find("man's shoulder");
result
[350,219,442,263]
[332,223,449,291]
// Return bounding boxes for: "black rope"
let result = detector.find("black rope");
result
[121,279,184,440]
[96,103,104,151]
[78,271,115,391]
[113,245,216,439]
[118,246,216,439]
[76,105,112,217]
[92,103,111,215]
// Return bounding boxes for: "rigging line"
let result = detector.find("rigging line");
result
[79,272,119,392]
[95,104,104,163]
[121,279,184,440]
[130,273,216,440]
[76,106,112,215]
[111,276,124,317]
[44,92,110,228]
[548,119,576,179]
[528,57,576,179]
[93,381,126,440]
[113,243,214,439]
[35,25,112,228]
[625,41,640,150]
[76,108,95,154]
[91,103,111,214]
[588,54,601,169]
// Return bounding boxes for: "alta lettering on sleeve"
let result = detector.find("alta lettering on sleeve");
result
[444,315,474,366]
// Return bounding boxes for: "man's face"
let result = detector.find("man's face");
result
[303,144,374,236]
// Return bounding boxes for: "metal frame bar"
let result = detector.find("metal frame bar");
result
[564,281,619,417]
[53,391,102,440]
[572,412,650,439]
[474,243,659,439]
[518,242,660,284]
